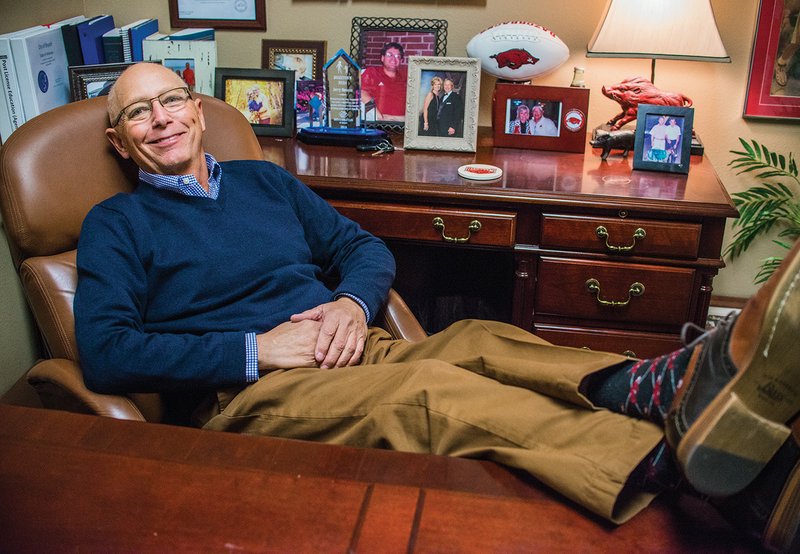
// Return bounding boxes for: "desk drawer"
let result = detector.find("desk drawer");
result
[330,201,516,247]
[535,257,695,326]
[540,214,701,258]
[535,324,682,359]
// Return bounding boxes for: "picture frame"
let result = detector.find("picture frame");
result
[632,104,694,174]
[743,0,800,120]
[214,67,295,137]
[168,0,267,31]
[492,84,590,153]
[403,56,480,153]
[68,62,135,102]
[350,16,448,130]
[261,39,326,81]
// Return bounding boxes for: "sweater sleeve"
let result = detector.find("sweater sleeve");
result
[271,165,396,322]
[74,203,248,394]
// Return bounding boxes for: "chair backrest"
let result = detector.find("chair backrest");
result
[1,93,263,267]
[0,94,263,417]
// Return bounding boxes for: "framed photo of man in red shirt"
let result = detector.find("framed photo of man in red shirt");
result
[350,17,447,130]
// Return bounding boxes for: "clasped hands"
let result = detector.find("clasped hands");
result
[256,297,367,372]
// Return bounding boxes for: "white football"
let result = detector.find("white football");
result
[466,21,570,81]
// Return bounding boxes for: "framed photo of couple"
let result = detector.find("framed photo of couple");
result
[403,56,481,153]
[492,84,590,153]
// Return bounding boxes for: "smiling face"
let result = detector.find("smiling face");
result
[443,79,453,93]
[381,47,403,72]
[105,63,206,177]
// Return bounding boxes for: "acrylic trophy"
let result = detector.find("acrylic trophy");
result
[297,48,386,146]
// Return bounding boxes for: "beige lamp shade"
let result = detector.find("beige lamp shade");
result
[587,0,730,62]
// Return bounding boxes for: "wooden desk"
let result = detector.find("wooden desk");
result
[261,130,738,358]
[0,404,757,552]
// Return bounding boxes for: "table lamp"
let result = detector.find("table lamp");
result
[586,0,730,84]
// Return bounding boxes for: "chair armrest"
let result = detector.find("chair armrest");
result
[26,358,152,422]
[376,289,427,342]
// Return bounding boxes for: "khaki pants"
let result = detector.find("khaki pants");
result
[202,320,664,523]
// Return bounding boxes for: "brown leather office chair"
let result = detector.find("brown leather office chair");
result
[0,93,425,423]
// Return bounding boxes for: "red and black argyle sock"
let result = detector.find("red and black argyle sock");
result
[629,440,682,493]
[587,346,694,426]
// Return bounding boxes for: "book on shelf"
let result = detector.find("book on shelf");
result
[0,26,42,142]
[127,19,158,62]
[142,30,217,95]
[59,15,90,67]
[102,27,125,63]
[103,18,160,64]
[0,16,85,143]
[148,28,214,41]
[77,14,114,65]
[10,25,72,125]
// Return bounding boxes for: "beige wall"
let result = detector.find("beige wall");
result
[1,0,799,392]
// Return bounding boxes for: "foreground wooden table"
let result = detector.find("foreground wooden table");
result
[0,404,756,552]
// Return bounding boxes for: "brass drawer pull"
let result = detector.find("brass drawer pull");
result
[584,346,638,358]
[595,225,646,252]
[432,217,481,243]
[585,278,645,307]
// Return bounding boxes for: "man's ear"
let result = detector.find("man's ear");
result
[194,96,206,132]
[105,127,131,159]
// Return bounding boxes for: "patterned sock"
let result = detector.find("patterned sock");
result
[587,345,694,426]
[629,440,682,493]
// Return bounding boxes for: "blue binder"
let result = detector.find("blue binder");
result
[77,15,114,65]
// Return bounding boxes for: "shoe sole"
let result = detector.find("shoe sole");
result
[763,456,800,554]
[676,249,800,497]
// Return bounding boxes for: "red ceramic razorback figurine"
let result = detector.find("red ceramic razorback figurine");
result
[602,76,692,130]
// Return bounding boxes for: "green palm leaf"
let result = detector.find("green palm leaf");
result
[726,139,800,282]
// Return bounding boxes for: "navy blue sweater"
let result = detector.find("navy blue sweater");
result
[74,161,396,393]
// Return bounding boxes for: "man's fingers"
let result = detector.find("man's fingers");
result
[290,306,323,323]
[318,324,366,369]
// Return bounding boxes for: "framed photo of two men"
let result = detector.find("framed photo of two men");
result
[493,84,591,153]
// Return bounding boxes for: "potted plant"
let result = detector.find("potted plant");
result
[725,138,800,283]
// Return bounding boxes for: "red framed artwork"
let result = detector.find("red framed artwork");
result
[743,0,800,120]
[493,84,590,153]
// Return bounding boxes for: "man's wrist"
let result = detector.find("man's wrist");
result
[334,293,370,322]
[245,332,259,381]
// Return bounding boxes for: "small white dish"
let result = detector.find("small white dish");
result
[457,164,503,181]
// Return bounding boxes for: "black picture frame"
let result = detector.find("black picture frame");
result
[632,104,694,174]
[168,0,267,31]
[68,62,135,102]
[214,67,295,137]
[350,16,448,131]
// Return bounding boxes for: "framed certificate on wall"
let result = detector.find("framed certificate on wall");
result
[168,0,267,31]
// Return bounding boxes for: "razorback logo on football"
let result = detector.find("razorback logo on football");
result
[490,48,539,71]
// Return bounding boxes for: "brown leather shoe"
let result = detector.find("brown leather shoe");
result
[665,239,800,497]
